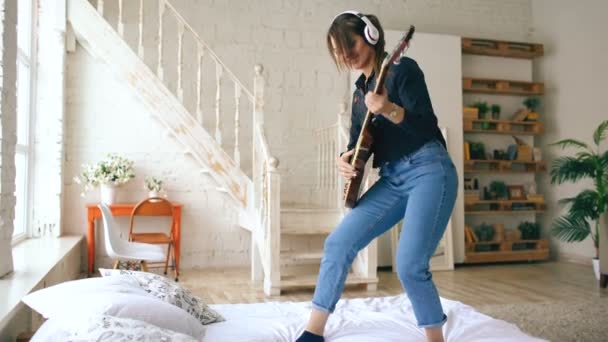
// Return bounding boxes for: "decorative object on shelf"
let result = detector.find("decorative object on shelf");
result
[472,101,489,119]
[512,135,533,161]
[507,144,518,160]
[493,223,505,242]
[463,107,479,120]
[144,176,164,198]
[517,221,541,240]
[523,97,540,121]
[489,181,508,200]
[504,229,522,241]
[508,185,526,200]
[491,104,501,120]
[474,223,495,242]
[74,154,136,204]
[510,107,530,122]
[533,147,542,161]
[549,120,608,279]
[469,141,486,159]
[464,177,480,202]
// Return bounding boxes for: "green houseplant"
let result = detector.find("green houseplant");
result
[489,180,508,200]
[472,101,489,119]
[491,104,501,120]
[550,120,608,278]
[518,221,541,240]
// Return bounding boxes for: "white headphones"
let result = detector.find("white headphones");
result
[331,10,380,46]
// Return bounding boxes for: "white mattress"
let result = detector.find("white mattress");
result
[204,295,545,342]
[32,295,545,342]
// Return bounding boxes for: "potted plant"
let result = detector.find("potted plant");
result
[469,141,486,160]
[523,97,540,121]
[74,154,135,204]
[472,101,489,119]
[145,176,164,198]
[491,104,501,120]
[475,223,495,242]
[489,180,508,200]
[550,120,608,280]
[518,221,541,240]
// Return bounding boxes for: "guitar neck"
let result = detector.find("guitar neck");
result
[352,63,391,163]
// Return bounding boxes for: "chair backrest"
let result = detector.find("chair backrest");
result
[99,203,130,258]
[128,197,175,239]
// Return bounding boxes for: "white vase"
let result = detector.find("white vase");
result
[593,257,600,280]
[100,184,118,204]
[148,191,160,198]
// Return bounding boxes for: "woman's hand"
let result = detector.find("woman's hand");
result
[365,86,392,115]
[336,149,357,180]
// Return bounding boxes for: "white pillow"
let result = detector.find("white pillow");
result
[99,268,225,325]
[22,278,205,338]
[69,315,199,342]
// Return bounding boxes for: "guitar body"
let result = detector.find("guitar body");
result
[342,25,415,208]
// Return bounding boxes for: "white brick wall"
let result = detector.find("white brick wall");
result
[0,0,17,277]
[64,0,533,268]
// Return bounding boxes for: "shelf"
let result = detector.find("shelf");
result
[465,199,546,214]
[462,37,544,59]
[464,249,549,263]
[463,78,544,96]
[464,159,546,173]
[465,238,549,263]
[463,119,543,135]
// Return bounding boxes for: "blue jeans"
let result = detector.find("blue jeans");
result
[311,140,458,328]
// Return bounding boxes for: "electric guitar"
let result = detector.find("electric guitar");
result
[343,25,415,208]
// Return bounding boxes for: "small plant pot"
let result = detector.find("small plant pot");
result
[100,184,118,205]
[593,257,600,280]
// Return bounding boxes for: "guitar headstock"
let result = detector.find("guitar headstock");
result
[385,25,415,66]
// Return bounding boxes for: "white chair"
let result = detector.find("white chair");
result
[98,203,167,272]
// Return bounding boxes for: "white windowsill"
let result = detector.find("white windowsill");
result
[0,235,83,328]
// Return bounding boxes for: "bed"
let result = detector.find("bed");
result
[32,294,545,341]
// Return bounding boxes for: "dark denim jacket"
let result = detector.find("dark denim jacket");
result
[346,56,446,168]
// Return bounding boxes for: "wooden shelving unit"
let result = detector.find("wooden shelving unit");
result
[461,37,547,264]
[463,77,544,96]
[465,239,549,263]
[463,118,544,135]
[465,199,546,214]
[462,38,544,59]
[464,160,546,173]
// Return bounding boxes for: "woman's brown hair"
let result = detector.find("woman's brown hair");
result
[326,13,385,73]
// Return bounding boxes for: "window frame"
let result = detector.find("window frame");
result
[12,0,38,245]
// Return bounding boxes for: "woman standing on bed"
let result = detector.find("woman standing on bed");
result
[296,11,458,342]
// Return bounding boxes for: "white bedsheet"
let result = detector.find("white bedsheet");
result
[204,295,546,342]
[32,295,545,341]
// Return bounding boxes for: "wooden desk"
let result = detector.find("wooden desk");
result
[86,202,183,275]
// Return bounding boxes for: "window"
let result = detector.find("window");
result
[13,0,36,241]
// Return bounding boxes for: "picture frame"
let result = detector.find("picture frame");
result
[508,185,526,200]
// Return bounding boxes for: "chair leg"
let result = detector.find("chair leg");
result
[172,247,179,282]
[141,260,148,272]
[164,243,172,275]
[113,260,120,270]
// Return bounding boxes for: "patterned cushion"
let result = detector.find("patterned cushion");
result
[99,269,225,325]
[69,315,198,341]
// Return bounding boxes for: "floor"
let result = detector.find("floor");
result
[180,261,607,307]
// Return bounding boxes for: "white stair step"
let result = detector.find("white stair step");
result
[280,273,378,288]
[282,225,334,235]
[281,251,323,265]
[281,207,342,235]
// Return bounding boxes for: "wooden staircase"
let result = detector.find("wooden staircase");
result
[69,0,378,296]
